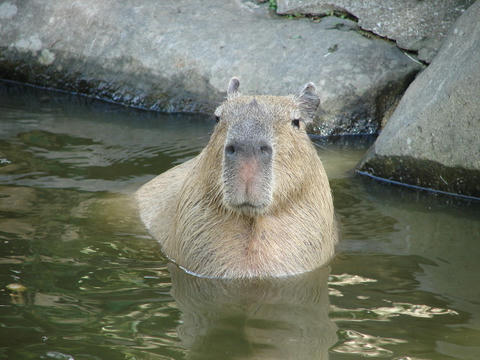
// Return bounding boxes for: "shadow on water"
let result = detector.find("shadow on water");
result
[1,81,480,359]
[170,264,336,360]
[0,81,212,193]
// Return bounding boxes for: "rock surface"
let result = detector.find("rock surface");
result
[0,0,420,135]
[357,1,480,199]
[276,0,475,63]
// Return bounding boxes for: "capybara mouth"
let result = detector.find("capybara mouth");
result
[222,178,272,216]
[230,202,268,216]
[222,164,273,216]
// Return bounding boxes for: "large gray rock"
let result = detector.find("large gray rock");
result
[276,0,475,63]
[358,1,480,199]
[0,0,420,135]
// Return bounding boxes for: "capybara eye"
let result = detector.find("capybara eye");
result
[291,119,300,128]
[215,116,220,123]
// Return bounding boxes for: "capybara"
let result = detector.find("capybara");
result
[136,78,337,278]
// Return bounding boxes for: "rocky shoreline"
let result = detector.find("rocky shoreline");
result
[357,0,480,199]
[0,0,421,136]
[0,0,478,198]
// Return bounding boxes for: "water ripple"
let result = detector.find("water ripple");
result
[332,329,407,358]
[331,300,458,323]
[329,273,378,286]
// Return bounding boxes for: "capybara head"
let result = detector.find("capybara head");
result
[205,78,320,217]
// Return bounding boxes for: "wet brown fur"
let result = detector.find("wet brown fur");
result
[136,84,337,278]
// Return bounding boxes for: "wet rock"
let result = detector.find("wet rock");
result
[357,1,480,199]
[0,0,420,135]
[276,0,475,63]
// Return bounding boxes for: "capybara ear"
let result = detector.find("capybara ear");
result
[296,82,320,123]
[227,77,240,98]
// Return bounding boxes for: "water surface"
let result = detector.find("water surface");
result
[1,82,479,359]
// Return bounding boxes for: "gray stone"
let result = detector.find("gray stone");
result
[276,0,475,63]
[0,0,420,135]
[358,1,480,198]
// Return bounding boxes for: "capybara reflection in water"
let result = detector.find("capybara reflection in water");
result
[136,78,337,278]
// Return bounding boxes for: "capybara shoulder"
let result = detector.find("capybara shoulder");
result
[136,78,337,278]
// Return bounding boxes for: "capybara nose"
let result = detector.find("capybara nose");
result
[225,140,272,161]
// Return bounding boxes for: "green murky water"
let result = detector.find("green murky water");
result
[0,82,479,360]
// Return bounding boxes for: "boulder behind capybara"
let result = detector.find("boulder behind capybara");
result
[136,78,337,278]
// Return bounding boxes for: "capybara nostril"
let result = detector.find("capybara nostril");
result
[259,144,272,157]
[225,144,236,157]
[225,141,272,160]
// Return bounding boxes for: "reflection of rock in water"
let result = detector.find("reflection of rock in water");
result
[169,264,337,360]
